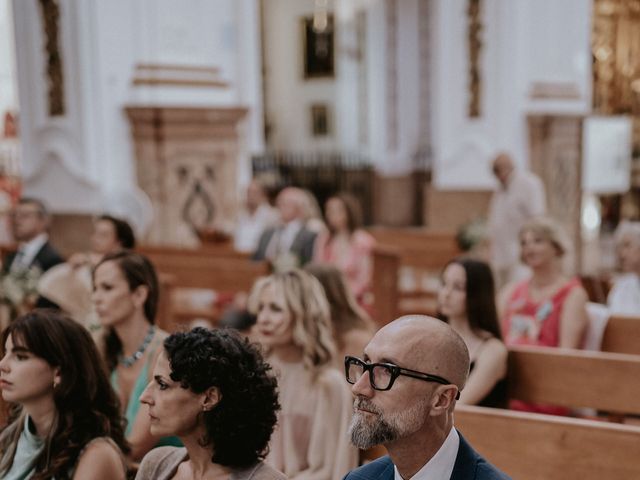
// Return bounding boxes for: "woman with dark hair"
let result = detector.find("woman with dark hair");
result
[136,328,285,480]
[438,258,507,407]
[304,263,375,361]
[313,193,375,303]
[92,250,178,460]
[0,310,128,479]
[38,214,136,328]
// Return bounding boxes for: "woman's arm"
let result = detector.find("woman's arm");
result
[73,439,125,480]
[458,338,508,405]
[559,286,589,349]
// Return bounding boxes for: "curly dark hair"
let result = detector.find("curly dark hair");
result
[0,310,129,480]
[164,328,280,468]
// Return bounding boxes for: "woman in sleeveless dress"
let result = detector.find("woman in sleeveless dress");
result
[0,310,128,479]
[136,327,286,480]
[498,216,589,414]
[249,269,358,479]
[438,258,507,408]
[92,250,179,460]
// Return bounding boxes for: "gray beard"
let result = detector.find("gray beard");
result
[349,411,398,449]
[348,397,428,449]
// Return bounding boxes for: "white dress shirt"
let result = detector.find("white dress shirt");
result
[10,233,48,272]
[607,273,640,316]
[234,204,279,253]
[393,428,460,480]
[488,169,546,271]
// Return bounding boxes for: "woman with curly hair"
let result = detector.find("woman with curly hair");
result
[249,269,358,479]
[136,327,285,479]
[92,250,179,460]
[0,310,128,479]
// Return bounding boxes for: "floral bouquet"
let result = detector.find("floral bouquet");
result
[0,266,42,328]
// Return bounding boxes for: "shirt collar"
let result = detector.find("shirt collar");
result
[19,233,49,262]
[393,428,460,480]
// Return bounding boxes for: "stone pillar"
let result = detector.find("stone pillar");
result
[126,106,247,246]
[528,115,584,273]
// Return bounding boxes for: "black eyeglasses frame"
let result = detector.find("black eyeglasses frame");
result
[344,355,460,399]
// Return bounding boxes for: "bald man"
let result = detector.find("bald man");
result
[343,316,509,480]
[252,187,318,269]
[488,152,546,288]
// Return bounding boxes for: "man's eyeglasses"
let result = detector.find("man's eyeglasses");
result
[344,356,460,399]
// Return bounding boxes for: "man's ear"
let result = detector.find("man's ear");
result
[201,386,222,412]
[428,385,458,415]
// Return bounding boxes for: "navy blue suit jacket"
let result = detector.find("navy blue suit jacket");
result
[343,432,510,480]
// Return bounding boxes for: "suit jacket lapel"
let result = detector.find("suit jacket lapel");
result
[450,432,478,480]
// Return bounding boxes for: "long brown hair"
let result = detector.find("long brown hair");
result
[325,193,363,237]
[0,310,129,479]
[304,263,372,349]
[93,250,159,371]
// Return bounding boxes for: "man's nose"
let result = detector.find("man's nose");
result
[352,370,374,398]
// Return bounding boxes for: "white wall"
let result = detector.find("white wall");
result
[11,0,264,212]
[263,0,339,152]
[432,0,593,190]
[0,0,17,124]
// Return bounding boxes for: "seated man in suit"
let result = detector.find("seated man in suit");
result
[252,186,318,270]
[4,197,64,308]
[343,315,510,480]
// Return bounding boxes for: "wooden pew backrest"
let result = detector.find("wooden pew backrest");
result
[507,345,640,415]
[601,315,640,356]
[456,405,640,480]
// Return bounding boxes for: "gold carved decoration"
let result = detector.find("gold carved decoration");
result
[467,0,483,118]
[593,0,640,113]
[37,0,65,116]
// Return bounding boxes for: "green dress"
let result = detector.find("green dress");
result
[1,416,44,480]
[110,343,181,448]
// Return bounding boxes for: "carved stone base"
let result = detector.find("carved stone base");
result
[125,107,247,246]
[528,115,583,273]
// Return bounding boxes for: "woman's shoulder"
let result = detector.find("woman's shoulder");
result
[73,437,126,479]
[137,447,187,478]
[352,229,375,249]
[238,462,287,480]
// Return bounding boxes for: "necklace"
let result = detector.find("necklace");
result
[119,325,156,367]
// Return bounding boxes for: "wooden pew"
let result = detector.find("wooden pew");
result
[456,405,640,479]
[601,315,640,356]
[371,245,400,327]
[368,229,460,321]
[138,245,268,330]
[507,345,640,416]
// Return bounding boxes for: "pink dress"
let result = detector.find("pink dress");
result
[502,277,582,415]
[313,230,375,301]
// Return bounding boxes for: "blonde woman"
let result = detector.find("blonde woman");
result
[249,269,358,479]
[499,216,588,414]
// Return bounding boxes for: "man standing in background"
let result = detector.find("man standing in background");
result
[488,152,546,288]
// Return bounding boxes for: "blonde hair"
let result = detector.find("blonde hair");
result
[249,269,336,371]
[519,216,571,259]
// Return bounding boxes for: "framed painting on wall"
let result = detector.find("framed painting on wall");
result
[302,15,335,79]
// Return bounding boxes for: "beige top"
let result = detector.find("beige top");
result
[266,358,358,480]
[135,447,287,480]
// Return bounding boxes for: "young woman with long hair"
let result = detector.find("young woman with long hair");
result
[438,258,507,407]
[0,310,128,479]
[304,263,375,361]
[249,269,358,479]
